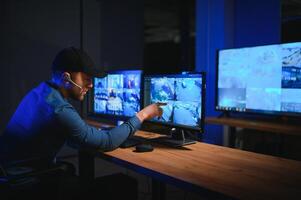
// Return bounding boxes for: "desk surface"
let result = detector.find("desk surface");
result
[97,130,301,200]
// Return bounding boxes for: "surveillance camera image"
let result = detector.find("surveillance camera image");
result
[94,70,141,117]
[217,42,301,115]
[144,74,203,128]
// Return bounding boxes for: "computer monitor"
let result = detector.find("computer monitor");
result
[216,41,301,118]
[143,72,206,146]
[90,70,142,120]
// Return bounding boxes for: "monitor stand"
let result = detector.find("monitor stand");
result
[151,127,197,147]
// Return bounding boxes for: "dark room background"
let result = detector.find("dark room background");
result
[1,0,301,147]
[0,0,144,132]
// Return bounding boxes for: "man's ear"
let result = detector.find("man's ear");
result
[62,72,71,83]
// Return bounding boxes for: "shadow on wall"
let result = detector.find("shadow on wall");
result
[282,19,301,43]
[0,31,65,132]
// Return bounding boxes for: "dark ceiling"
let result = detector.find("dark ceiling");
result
[144,0,301,43]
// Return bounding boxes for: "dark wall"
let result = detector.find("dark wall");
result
[0,0,81,131]
[234,0,281,47]
[0,0,144,131]
[98,0,144,70]
[196,0,281,145]
[282,18,301,43]
[143,0,195,74]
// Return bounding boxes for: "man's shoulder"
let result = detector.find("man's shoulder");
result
[31,82,75,115]
[40,82,70,108]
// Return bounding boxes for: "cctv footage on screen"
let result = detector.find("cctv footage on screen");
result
[144,75,203,128]
[93,72,141,117]
[217,42,301,114]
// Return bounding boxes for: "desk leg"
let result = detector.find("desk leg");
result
[78,149,95,184]
[229,126,236,148]
[277,134,284,157]
[152,179,166,200]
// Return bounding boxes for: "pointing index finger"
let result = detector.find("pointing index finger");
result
[156,102,167,106]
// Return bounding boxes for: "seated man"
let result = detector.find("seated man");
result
[0,47,164,200]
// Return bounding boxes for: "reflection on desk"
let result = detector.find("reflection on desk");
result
[98,130,301,200]
[84,119,115,130]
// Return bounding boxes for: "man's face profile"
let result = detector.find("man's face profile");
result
[68,72,93,101]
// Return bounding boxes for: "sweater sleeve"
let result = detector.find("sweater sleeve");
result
[54,104,141,151]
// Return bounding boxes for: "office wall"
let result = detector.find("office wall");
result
[195,0,234,144]
[98,0,144,70]
[282,18,301,43]
[234,0,281,47]
[0,0,81,132]
[195,0,281,145]
[0,0,144,131]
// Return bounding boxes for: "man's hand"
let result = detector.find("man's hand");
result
[136,102,167,122]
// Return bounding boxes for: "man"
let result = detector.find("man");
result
[0,47,164,199]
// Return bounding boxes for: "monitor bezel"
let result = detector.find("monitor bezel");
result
[88,69,143,121]
[215,42,301,118]
[143,72,206,133]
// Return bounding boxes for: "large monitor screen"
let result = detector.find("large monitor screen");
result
[92,70,142,118]
[144,73,206,131]
[216,41,301,116]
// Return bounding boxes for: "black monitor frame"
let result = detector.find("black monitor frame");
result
[143,72,206,134]
[215,42,301,119]
[87,69,143,122]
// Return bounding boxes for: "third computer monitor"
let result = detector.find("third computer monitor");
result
[216,41,301,117]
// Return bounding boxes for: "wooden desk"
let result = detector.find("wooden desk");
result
[97,130,301,200]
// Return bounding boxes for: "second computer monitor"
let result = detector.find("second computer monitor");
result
[143,73,206,132]
[93,70,142,119]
